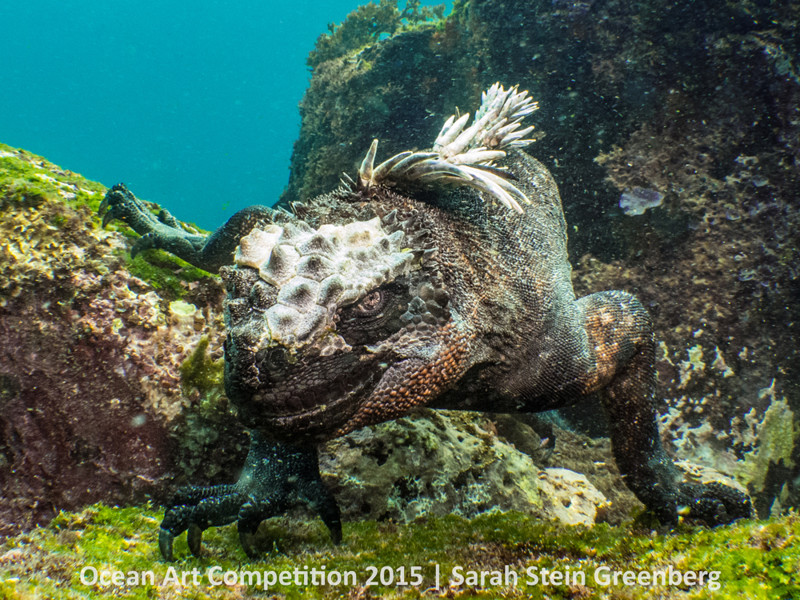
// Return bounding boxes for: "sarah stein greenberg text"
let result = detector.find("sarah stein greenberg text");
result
[79,563,723,592]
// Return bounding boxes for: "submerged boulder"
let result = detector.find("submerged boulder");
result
[321,410,611,527]
[0,145,242,537]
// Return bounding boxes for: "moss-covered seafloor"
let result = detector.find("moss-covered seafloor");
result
[1,504,798,599]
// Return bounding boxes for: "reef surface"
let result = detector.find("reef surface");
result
[1,504,798,599]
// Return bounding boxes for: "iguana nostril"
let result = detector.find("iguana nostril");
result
[255,346,289,375]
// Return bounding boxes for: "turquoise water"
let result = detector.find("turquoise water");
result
[0,1,445,230]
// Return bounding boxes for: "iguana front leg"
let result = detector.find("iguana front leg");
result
[159,432,341,561]
[578,291,752,525]
[99,183,273,273]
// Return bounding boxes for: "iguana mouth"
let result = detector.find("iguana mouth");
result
[235,358,379,440]
[258,370,374,418]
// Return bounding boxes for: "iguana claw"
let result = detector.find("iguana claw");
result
[157,432,341,561]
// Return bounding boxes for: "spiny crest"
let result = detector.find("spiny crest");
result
[353,83,539,213]
[232,215,430,356]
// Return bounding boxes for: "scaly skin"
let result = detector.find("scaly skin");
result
[99,87,751,560]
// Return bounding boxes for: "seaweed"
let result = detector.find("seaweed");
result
[307,0,445,68]
[179,336,225,397]
[1,504,798,599]
[125,251,213,301]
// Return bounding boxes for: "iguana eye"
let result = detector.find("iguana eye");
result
[353,290,387,317]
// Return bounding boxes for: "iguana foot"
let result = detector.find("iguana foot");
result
[159,432,341,561]
[99,183,174,230]
[674,481,752,526]
[99,183,207,262]
[99,183,275,273]
[622,456,753,527]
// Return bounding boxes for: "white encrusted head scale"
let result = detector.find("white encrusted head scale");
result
[233,217,419,355]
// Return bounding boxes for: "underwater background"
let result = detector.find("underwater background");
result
[0,0,449,230]
[1,0,800,598]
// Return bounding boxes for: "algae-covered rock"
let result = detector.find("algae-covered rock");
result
[321,410,609,526]
[0,145,243,537]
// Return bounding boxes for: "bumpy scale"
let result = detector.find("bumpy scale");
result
[98,84,751,560]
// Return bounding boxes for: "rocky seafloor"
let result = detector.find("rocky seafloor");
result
[1,0,799,597]
[1,505,798,599]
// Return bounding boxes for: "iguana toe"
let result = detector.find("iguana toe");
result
[158,435,340,561]
[677,482,752,526]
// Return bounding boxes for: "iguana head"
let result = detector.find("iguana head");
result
[221,83,538,442]
[220,206,462,441]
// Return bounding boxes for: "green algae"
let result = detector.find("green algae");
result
[0,143,217,300]
[307,0,445,68]
[734,396,797,496]
[125,250,213,300]
[2,503,798,599]
[0,143,107,213]
[175,337,238,480]
[179,336,224,396]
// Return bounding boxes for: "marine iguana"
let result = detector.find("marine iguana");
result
[99,84,751,560]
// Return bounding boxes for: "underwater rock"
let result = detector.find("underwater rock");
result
[662,390,796,515]
[0,145,239,537]
[536,468,609,525]
[674,460,747,496]
[487,413,644,523]
[320,409,610,526]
